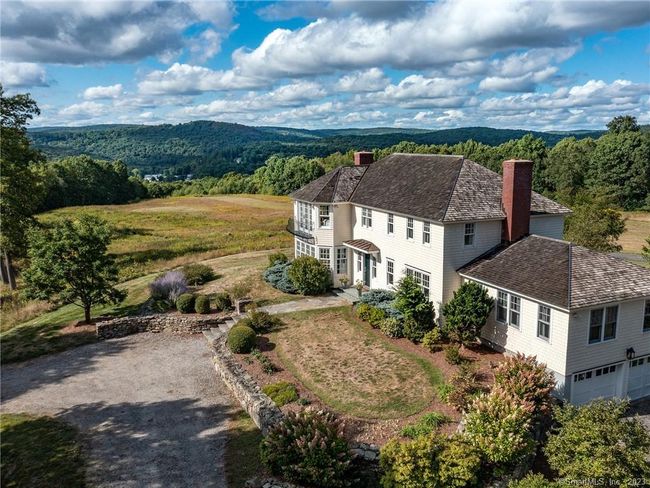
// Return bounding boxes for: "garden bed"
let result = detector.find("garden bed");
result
[232,305,500,445]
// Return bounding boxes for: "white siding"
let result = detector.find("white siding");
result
[530,215,565,240]
[565,299,650,375]
[478,281,570,378]
[442,221,503,304]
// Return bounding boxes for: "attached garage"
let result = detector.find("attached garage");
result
[627,356,650,401]
[571,364,622,405]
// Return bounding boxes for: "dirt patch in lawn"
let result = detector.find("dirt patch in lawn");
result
[232,306,500,445]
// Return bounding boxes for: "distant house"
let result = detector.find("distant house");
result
[289,152,650,404]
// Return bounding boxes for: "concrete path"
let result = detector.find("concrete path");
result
[1,333,233,488]
[259,295,350,315]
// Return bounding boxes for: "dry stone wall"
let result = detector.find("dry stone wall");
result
[96,313,225,339]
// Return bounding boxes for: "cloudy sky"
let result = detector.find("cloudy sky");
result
[2,0,649,130]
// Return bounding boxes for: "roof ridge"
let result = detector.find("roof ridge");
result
[314,169,339,202]
[391,152,464,158]
[528,234,572,245]
[441,157,466,221]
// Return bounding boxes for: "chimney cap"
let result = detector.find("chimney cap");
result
[503,159,533,164]
[354,151,374,166]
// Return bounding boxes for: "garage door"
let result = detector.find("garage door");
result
[571,364,621,405]
[627,356,650,400]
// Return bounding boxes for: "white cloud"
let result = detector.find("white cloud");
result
[232,0,650,79]
[59,101,108,117]
[336,68,390,92]
[0,61,47,87]
[83,84,124,100]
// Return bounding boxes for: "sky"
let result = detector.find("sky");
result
[1,0,649,130]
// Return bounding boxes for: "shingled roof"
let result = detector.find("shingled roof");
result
[458,235,650,309]
[290,154,570,221]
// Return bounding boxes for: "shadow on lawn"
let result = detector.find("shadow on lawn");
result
[1,338,130,401]
[58,399,229,487]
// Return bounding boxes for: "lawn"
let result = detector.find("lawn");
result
[619,211,649,254]
[271,307,443,419]
[0,413,86,488]
[1,250,294,364]
[38,194,292,280]
[224,410,263,487]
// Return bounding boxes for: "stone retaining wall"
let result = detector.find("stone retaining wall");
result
[96,313,225,340]
[209,334,284,435]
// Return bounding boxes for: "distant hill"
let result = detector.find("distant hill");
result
[29,121,604,177]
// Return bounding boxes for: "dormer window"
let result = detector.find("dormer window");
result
[464,223,475,246]
[361,207,372,228]
[319,205,331,228]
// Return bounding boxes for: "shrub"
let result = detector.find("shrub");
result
[375,302,404,320]
[195,295,210,314]
[263,262,297,294]
[359,289,396,307]
[268,252,288,267]
[379,317,404,338]
[355,303,374,321]
[228,279,253,301]
[422,328,444,352]
[182,263,216,285]
[227,325,257,354]
[509,474,559,488]
[262,381,299,406]
[463,390,535,465]
[213,292,232,312]
[394,276,435,341]
[380,434,442,488]
[441,281,494,345]
[400,412,450,438]
[260,410,352,488]
[176,293,196,313]
[445,364,485,411]
[444,344,464,365]
[251,348,278,374]
[493,353,556,417]
[287,256,332,295]
[241,309,280,333]
[544,399,650,482]
[149,270,188,305]
[437,383,454,403]
[438,436,482,488]
[367,307,387,328]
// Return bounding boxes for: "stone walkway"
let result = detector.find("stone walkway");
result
[258,295,350,315]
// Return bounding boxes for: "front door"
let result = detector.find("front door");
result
[363,254,370,286]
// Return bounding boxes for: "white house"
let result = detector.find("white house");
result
[288,152,650,404]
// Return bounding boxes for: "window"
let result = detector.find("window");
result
[631,357,646,368]
[336,248,347,274]
[295,240,315,258]
[464,223,475,246]
[357,252,362,272]
[423,221,430,245]
[406,218,414,240]
[361,207,372,227]
[496,291,508,323]
[405,266,430,298]
[537,305,551,340]
[509,295,521,328]
[319,205,331,227]
[386,259,394,285]
[589,305,618,343]
[644,301,650,332]
[298,202,313,231]
[496,290,520,328]
[387,213,394,234]
[371,257,377,278]
[319,248,331,267]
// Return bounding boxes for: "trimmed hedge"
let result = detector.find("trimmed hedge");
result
[176,293,196,313]
[227,325,256,353]
[195,295,210,314]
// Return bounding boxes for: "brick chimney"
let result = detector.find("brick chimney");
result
[502,159,533,242]
[354,151,374,166]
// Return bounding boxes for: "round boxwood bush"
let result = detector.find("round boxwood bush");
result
[227,325,256,354]
[195,295,210,314]
[287,256,331,295]
[176,293,196,313]
[260,410,352,488]
[182,263,216,285]
[213,292,232,312]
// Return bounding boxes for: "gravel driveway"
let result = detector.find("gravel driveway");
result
[1,333,233,488]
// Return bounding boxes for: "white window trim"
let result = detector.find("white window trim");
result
[464,222,475,247]
[422,221,431,246]
[335,247,347,275]
[356,252,362,272]
[371,257,377,279]
[297,202,313,232]
[361,207,372,228]
[537,304,551,342]
[406,217,414,241]
[496,290,520,329]
[387,213,394,235]
[588,305,619,345]
[386,258,394,285]
[405,266,430,298]
[318,205,331,229]
[319,247,331,267]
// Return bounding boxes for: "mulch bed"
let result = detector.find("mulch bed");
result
[233,314,502,446]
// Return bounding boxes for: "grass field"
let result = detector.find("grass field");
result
[38,195,292,280]
[224,410,263,487]
[619,211,649,254]
[0,413,86,488]
[272,307,442,419]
